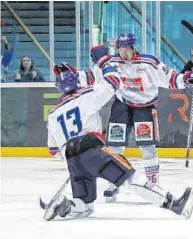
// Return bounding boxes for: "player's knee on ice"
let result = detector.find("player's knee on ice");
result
[65,134,135,204]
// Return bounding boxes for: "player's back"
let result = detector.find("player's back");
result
[47,86,102,149]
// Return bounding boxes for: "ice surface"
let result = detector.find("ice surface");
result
[1,157,193,239]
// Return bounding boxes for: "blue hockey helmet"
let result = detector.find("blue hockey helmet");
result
[55,70,78,95]
[116,33,136,48]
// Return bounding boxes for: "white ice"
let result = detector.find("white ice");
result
[1,157,193,239]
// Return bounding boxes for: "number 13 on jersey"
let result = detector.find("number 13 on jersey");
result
[57,106,83,140]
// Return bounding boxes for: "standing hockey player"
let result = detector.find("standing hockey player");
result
[42,68,193,221]
[88,33,193,202]
[56,39,193,202]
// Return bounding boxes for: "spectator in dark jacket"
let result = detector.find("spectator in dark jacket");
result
[15,56,46,82]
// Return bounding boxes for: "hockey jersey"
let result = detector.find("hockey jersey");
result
[47,72,122,158]
[78,53,192,107]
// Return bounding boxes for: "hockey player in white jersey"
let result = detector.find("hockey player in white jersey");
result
[47,64,116,158]
[42,65,193,221]
[74,34,193,202]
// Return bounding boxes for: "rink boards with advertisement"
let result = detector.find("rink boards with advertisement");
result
[1,83,193,158]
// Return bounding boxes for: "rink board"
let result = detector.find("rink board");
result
[1,83,193,158]
[1,147,193,158]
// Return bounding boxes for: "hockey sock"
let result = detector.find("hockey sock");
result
[140,145,159,184]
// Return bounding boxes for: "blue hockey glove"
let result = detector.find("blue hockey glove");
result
[61,62,77,74]
[90,45,111,68]
[53,62,77,81]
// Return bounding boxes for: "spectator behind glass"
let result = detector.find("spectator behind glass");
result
[1,18,14,82]
[15,56,46,82]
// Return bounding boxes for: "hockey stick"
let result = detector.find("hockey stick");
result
[185,92,193,168]
[152,109,160,141]
[181,20,193,64]
[181,20,193,167]
[181,20,193,35]
[40,176,70,210]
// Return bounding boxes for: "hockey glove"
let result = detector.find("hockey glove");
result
[181,61,193,74]
[53,64,62,76]
[53,63,77,81]
[90,45,111,68]
[184,71,193,87]
[61,62,77,74]
[53,64,63,82]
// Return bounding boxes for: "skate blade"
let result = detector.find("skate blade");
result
[182,189,193,219]
[106,195,117,203]
[69,209,94,219]
[43,195,66,221]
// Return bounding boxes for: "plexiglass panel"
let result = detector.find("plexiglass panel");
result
[1,1,49,82]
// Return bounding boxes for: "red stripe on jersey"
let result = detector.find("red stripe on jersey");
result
[50,86,93,113]
[60,86,93,103]
[88,70,95,85]
[138,55,158,65]
[183,71,192,82]
[134,58,158,68]
[170,72,177,89]
[107,75,120,89]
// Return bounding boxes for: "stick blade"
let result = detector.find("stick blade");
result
[181,20,193,34]
[181,20,187,25]
[182,188,193,219]
[185,160,189,168]
[39,197,48,210]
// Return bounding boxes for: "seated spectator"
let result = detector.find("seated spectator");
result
[15,56,46,82]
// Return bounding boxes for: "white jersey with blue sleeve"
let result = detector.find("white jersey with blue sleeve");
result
[77,65,103,86]
[47,73,121,158]
[116,54,192,107]
[92,53,192,107]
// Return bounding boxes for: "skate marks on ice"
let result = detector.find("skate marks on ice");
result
[1,158,193,239]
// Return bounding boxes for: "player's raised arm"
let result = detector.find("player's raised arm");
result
[54,61,103,87]
[157,58,193,89]
[89,45,123,110]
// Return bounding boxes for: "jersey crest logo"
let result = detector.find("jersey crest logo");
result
[120,77,144,92]
[137,67,147,73]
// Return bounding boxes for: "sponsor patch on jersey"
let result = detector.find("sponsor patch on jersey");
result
[120,77,144,92]
[136,66,147,73]
[134,122,153,141]
[108,123,126,142]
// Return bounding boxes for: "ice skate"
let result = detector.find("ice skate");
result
[104,183,119,203]
[163,187,193,219]
[43,195,71,221]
